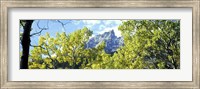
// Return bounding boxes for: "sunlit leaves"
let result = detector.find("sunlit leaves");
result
[28,20,180,69]
[117,20,180,69]
[29,27,93,69]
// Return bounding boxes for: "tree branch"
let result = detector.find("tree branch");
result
[56,20,72,32]
[30,44,45,49]
[30,20,49,36]
[57,20,72,26]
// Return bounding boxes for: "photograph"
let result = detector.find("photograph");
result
[20,20,180,69]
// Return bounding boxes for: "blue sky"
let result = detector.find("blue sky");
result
[20,20,124,48]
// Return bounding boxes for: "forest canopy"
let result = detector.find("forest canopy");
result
[20,20,180,69]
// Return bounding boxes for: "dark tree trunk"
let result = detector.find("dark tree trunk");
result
[20,20,33,69]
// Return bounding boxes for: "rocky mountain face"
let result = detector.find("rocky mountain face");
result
[85,30,124,54]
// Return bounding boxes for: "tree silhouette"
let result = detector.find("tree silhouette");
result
[20,20,34,69]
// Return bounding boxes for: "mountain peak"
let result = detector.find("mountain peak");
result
[85,30,124,54]
[111,29,115,34]
[107,29,116,39]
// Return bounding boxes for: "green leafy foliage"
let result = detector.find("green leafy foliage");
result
[116,20,180,69]
[27,20,180,69]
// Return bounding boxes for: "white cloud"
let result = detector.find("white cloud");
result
[98,24,106,31]
[97,20,123,37]
[115,20,124,25]
[73,20,81,25]
[103,20,122,26]
[113,28,122,37]
[99,26,121,37]
[82,20,123,37]
[82,20,101,28]
[89,34,95,39]
[103,20,113,25]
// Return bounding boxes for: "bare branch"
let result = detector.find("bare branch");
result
[30,20,49,36]
[56,20,72,32]
[57,20,72,26]
[30,44,45,49]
